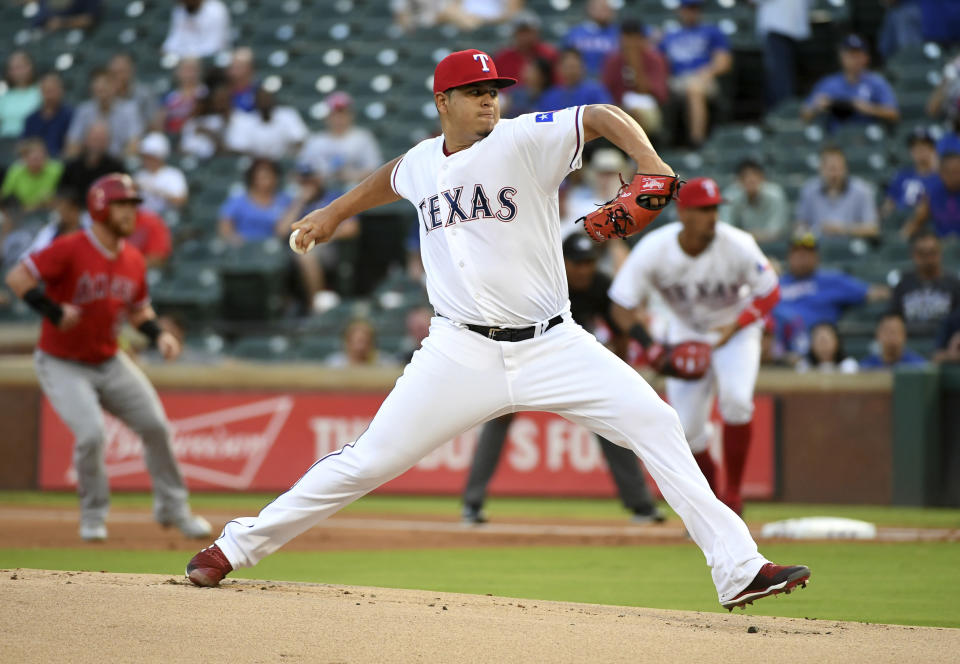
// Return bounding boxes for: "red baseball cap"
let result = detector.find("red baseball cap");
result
[326,91,353,111]
[676,177,724,208]
[433,49,517,94]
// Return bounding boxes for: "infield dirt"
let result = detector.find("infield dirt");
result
[2,568,958,664]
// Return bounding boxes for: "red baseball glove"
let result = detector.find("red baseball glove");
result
[647,341,712,380]
[578,172,682,242]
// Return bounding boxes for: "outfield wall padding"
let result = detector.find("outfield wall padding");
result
[0,355,930,503]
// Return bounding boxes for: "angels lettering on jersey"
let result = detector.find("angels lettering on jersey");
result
[417,185,518,233]
[73,272,138,306]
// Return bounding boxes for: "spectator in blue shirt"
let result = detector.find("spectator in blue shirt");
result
[539,49,613,112]
[218,158,292,244]
[227,47,257,113]
[562,0,620,78]
[21,73,73,157]
[882,127,938,218]
[878,0,924,59]
[859,313,927,369]
[802,34,900,131]
[658,0,732,146]
[757,0,812,110]
[32,0,101,32]
[918,0,960,45]
[503,57,554,118]
[902,152,960,239]
[774,232,890,354]
[936,130,960,157]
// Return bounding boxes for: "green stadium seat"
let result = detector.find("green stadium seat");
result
[892,69,941,97]
[843,335,876,361]
[378,334,407,356]
[841,260,911,287]
[827,123,888,149]
[877,238,912,262]
[768,147,819,175]
[371,307,410,337]
[218,240,290,321]
[810,0,851,23]
[909,335,938,359]
[941,239,960,266]
[0,296,39,323]
[763,98,806,131]
[843,146,889,175]
[885,42,945,68]
[307,298,372,335]
[150,266,222,328]
[758,238,790,261]
[230,334,298,361]
[898,91,933,122]
[297,335,342,361]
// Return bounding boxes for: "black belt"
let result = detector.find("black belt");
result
[463,315,563,342]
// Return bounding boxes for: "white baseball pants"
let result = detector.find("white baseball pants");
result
[216,316,767,602]
[666,324,762,453]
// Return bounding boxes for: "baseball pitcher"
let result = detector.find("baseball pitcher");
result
[186,50,809,611]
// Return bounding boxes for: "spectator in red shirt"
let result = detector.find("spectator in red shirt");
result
[128,207,172,268]
[602,19,669,137]
[494,11,558,84]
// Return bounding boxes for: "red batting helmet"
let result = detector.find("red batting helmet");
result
[87,173,142,222]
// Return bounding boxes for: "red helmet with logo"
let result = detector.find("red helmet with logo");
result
[87,173,142,222]
[432,49,517,93]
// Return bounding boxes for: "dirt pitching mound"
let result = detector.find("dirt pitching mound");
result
[3,569,957,663]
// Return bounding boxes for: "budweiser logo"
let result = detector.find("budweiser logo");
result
[66,396,294,489]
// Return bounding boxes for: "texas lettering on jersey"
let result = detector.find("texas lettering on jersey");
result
[656,255,769,306]
[656,279,746,308]
[417,184,518,233]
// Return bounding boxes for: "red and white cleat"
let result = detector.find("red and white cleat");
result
[185,544,233,587]
[722,563,810,611]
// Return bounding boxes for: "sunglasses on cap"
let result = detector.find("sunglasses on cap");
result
[790,233,818,249]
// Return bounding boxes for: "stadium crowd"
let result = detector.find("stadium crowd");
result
[1,0,960,369]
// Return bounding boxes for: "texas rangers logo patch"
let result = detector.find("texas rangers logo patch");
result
[535,112,554,123]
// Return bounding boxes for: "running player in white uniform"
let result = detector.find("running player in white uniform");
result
[609,178,782,516]
[186,50,809,610]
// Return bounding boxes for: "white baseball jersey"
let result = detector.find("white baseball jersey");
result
[213,102,777,607]
[609,221,778,336]
[390,107,585,326]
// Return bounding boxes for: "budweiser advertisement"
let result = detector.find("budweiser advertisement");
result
[39,391,775,498]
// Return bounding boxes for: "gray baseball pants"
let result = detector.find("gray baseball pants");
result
[35,350,190,527]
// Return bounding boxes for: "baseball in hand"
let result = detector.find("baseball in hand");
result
[289,228,315,255]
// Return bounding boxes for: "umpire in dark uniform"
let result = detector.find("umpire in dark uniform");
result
[461,233,666,524]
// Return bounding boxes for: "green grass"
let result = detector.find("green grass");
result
[3,491,959,627]
[3,491,959,528]
[1,542,958,628]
